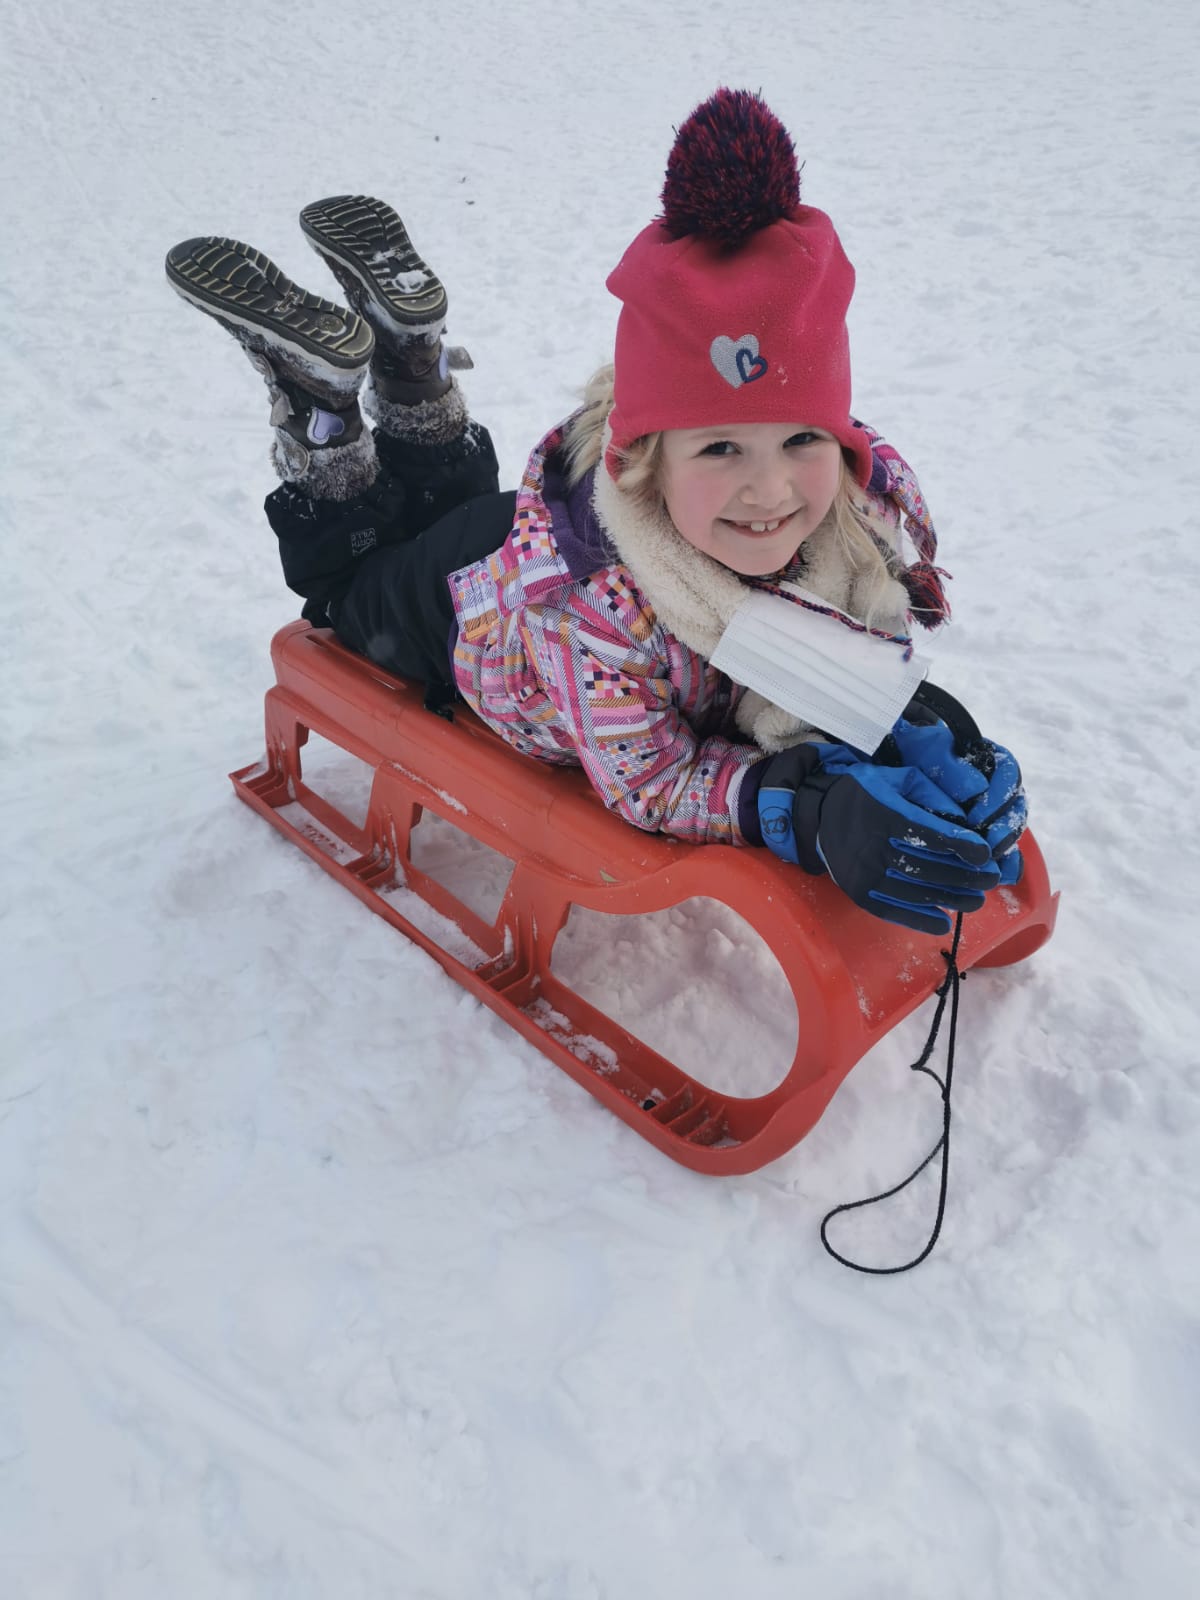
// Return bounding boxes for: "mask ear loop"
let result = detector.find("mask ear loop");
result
[820,912,965,1275]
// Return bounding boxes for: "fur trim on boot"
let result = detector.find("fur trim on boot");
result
[271,426,379,501]
[363,372,469,446]
[591,446,910,751]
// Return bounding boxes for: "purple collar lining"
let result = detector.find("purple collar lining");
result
[541,455,617,579]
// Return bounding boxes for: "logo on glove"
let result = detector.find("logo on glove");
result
[760,805,793,843]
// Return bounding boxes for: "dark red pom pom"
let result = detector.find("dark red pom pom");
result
[660,88,801,249]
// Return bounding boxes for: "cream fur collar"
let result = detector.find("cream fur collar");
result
[591,456,910,752]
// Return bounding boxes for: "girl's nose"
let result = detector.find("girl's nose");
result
[739,464,792,513]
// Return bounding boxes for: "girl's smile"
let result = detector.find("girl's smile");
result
[658,423,842,575]
[721,511,795,536]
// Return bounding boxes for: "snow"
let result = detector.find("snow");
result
[3,0,1199,1595]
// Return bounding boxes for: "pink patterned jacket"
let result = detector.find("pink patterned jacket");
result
[447,420,937,847]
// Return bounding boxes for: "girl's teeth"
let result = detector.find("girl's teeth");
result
[747,519,780,532]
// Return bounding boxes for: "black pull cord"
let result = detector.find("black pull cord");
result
[821,913,965,1275]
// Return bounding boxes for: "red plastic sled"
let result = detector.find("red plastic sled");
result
[232,621,1059,1174]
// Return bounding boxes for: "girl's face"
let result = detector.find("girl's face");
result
[658,422,843,576]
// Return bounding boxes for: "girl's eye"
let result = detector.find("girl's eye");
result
[699,440,738,457]
[786,431,821,448]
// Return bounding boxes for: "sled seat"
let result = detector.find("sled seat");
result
[232,621,1059,1174]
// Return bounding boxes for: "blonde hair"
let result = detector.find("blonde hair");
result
[563,364,902,612]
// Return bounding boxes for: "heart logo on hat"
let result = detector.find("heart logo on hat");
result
[710,334,768,388]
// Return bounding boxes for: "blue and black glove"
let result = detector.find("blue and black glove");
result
[753,741,1001,936]
[885,687,1027,885]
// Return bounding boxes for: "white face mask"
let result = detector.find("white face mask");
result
[710,584,929,756]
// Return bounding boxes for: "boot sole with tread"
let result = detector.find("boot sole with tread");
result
[299,195,449,338]
[165,237,374,378]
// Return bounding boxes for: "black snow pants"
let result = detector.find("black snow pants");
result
[264,421,516,696]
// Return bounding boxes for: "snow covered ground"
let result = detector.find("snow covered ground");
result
[3,1,1199,1594]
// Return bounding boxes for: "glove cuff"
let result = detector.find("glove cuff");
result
[737,759,769,845]
[754,744,830,874]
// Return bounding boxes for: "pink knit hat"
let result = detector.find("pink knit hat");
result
[605,89,874,488]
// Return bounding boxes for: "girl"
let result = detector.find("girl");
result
[166,89,1025,937]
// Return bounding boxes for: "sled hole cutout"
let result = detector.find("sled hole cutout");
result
[294,731,373,830]
[550,897,798,1099]
[409,808,515,926]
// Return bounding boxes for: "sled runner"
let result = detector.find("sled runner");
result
[232,620,1059,1174]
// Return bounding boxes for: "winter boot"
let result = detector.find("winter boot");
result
[298,195,472,444]
[165,236,379,499]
